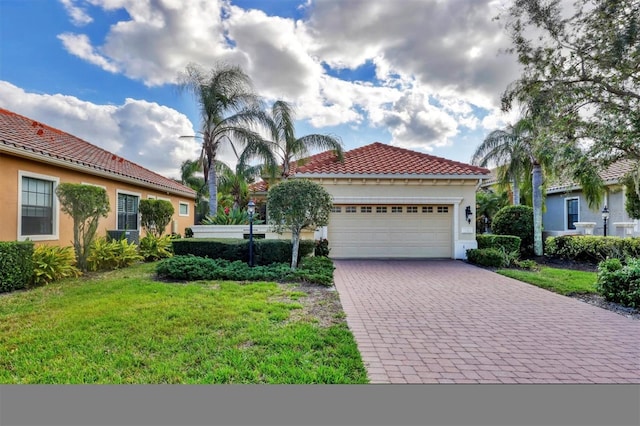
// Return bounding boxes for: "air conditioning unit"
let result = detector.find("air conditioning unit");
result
[106,230,140,245]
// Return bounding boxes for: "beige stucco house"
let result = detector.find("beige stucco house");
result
[0,108,196,245]
[251,142,490,259]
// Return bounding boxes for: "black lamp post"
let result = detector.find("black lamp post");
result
[602,205,609,237]
[248,200,255,267]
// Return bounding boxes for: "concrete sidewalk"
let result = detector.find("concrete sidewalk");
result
[333,260,640,384]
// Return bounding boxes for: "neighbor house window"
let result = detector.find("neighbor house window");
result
[345,206,357,213]
[422,206,433,213]
[19,172,59,239]
[376,206,387,213]
[391,206,403,213]
[117,192,139,230]
[566,198,579,230]
[331,206,342,213]
[360,206,372,213]
[179,202,189,216]
[407,206,418,213]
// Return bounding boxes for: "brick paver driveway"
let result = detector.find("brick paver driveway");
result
[334,260,640,384]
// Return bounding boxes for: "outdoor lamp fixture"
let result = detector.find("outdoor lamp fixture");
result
[248,200,255,267]
[465,206,473,224]
[602,205,609,237]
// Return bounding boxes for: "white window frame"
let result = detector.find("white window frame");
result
[564,197,580,230]
[116,189,142,230]
[179,202,190,217]
[18,171,60,241]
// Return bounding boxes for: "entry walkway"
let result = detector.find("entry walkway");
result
[333,260,640,383]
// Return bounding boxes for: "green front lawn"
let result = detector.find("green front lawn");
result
[497,266,598,295]
[0,263,367,384]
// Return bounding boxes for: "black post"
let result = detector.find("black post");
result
[602,205,609,237]
[249,213,254,267]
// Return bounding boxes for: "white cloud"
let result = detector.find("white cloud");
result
[306,0,520,110]
[382,91,459,150]
[59,0,241,86]
[0,81,202,179]
[52,0,522,161]
[60,0,93,26]
[58,33,119,73]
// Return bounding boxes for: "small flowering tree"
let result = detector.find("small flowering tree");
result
[55,183,110,271]
[267,179,332,269]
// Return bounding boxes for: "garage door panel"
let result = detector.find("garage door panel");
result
[328,205,453,258]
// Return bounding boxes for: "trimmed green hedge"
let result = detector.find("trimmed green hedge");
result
[492,205,534,255]
[466,248,511,268]
[0,241,34,293]
[545,235,640,264]
[171,238,315,265]
[156,255,335,286]
[477,234,521,254]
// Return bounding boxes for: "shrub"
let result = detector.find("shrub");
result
[138,234,174,262]
[476,234,521,254]
[32,245,81,286]
[597,258,640,308]
[139,199,174,237]
[513,259,539,271]
[87,237,143,271]
[491,205,534,256]
[466,248,513,268]
[545,236,640,264]
[156,254,334,286]
[0,241,34,293]
[201,208,263,225]
[314,239,330,257]
[184,227,194,238]
[171,239,314,265]
[294,256,335,286]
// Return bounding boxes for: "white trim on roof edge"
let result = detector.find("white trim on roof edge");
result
[1,144,195,199]
[331,196,464,204]
[295,173,489,180]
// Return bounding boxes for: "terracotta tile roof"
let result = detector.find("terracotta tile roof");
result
[548,159,639,193]
[295,142,490,176]
[248,180,269,193]
[0,108,195,197]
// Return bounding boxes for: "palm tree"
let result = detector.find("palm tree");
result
[472,121,533,206]
[239,100,344,180]
[217,163,263,210]
[473,116,554,255]
[179,63,273,215]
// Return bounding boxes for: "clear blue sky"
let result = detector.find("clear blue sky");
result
[0,0,521,178]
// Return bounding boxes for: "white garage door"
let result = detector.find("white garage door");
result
[327,204,453,258]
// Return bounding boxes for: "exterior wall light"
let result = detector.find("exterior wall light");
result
[465,205,473,224]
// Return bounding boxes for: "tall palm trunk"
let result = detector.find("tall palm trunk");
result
[208,162,217,215]
[532,162,543,256]
[512,177,520,206]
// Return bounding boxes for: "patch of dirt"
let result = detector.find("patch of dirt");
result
[277,283,346,328]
